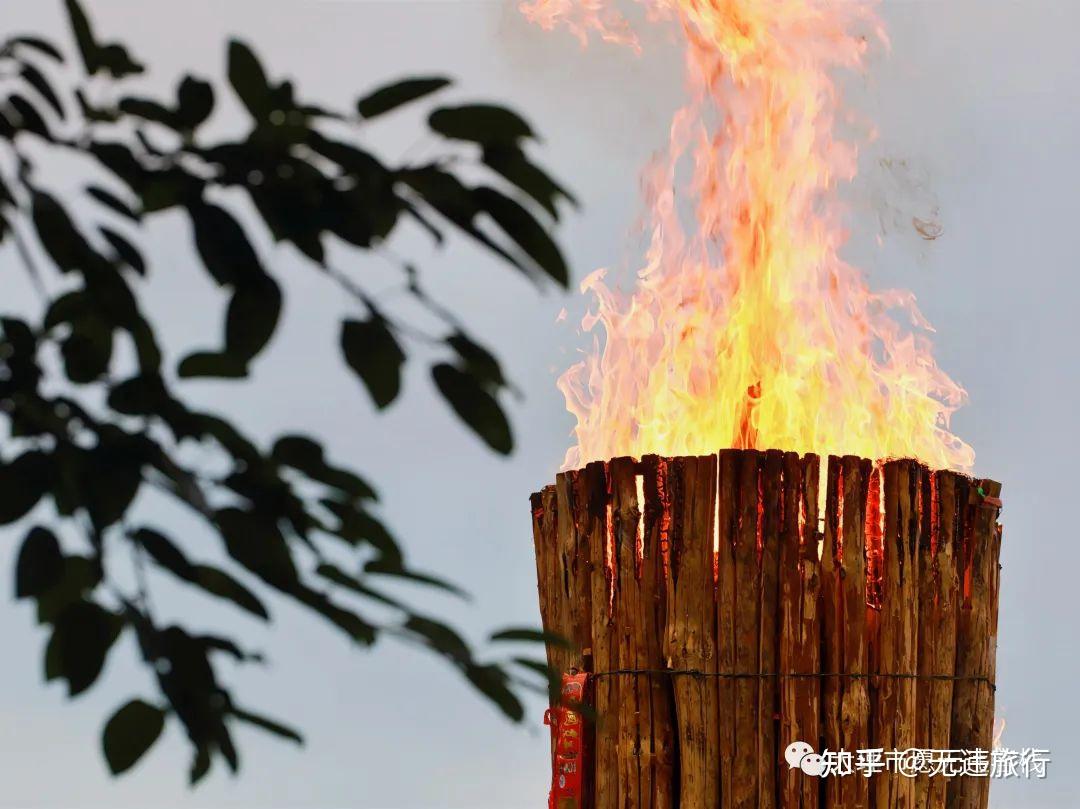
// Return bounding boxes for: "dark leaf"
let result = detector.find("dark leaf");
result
[447,332,507,390]
[60,317,114,383]
[96,43,144,79]
[319,499,400,558]
[227,40,270,120]
[107,373,171,416]
[405,615,471,665]
[465,664,524,722]
[131,527,194,579]
[189,202,263,286]
[88,141,144,188]
[15,526,64,599]
[316,562,404,610]
[340,317,405,409]
[7,94,51,140]
[19,62,64,118]
[431,363,513,454]
[34,556,101,624]
[0,450,51,524]
[428,104,533,145]
[490,627,571,647]
[198,634,264,664]
[364,557,468,601]
[191,565,270,621]
[272,435,376,500]
[87,185,140,221]
[176,76,214,130]
[76,89,118,123]
[190,746,211,785]
[483,144,576,219]
[356,76,451,119]
[65,0,98,74]
[511,656,560,700]
[397,166,522,271]
[83,439,143,529]
[102,699,165,775]
[475,186,568,286]
[230,706,303,745]
[216,507,299,591]
[224,274,281,362]
[45,600,123,696]
[10,36,64,61]
[134,524,268,619]
[177,352,248,380]
[32,190,92,271]
[100,227,145,275]
[118,97,176,128]
[64,0,142,77]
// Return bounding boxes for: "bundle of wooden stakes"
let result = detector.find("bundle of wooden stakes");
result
[530,450,1003,809]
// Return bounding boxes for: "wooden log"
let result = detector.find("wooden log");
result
[772,455,823,809]
[820,456,843,809]
[758,450,784,809]
[948,478,1002,809]
[874,461,921,809]
[717,450,740,809]
[610,456,646,809]
[778,455,803,809]
[532,485,566,687]
[838,456,871,809]
[642,456,677,809]
[913,471,962,809]
[556,470,595,808]
[733,450,764,809]
[796,456,822,809]
[873,462,899,808]
[556,471,593,670]
[896,464,923,808]
[977,520,1003,809]
[578,462,617,809]
[664,455,720,809]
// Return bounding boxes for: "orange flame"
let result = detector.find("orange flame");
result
[523,0,974,473]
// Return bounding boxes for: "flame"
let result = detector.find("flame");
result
[522,0,974,472]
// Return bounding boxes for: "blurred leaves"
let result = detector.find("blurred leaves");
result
[432,363,513,455]
[357,76,450,119]
[103,700,166,775]
[0,0,572,784]
[341,316,404,409]
[429,104,534,145]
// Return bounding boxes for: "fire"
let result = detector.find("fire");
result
[523,0,975,473]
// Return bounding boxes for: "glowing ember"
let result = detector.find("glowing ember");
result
[522,0,974,473]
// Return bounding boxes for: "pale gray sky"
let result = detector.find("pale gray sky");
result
[0,1,1077,807]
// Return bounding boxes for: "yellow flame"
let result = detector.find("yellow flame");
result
[523,0,974,472]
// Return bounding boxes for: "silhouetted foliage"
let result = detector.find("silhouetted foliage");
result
[0,0,572,783]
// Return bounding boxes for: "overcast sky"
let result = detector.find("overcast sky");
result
[1,1,1078,807]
